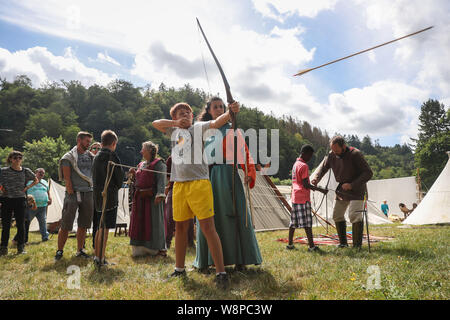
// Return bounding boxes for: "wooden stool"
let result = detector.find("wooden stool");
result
[115,223,128,237]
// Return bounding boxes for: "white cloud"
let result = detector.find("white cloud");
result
[367,51,376,63]
[0,0,447,146]
[0,46,116,87]
[131,24,315,95]
[440,97,450,107]
[320,80,428,141]
[362,0,450,98]
[96,52,120,66]
[251,0,339,22]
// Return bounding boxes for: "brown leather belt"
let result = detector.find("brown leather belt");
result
[135,187,154,198]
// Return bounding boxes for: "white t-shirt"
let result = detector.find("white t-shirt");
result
[166,121,211,182]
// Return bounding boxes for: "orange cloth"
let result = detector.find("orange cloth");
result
[223,129,256,189]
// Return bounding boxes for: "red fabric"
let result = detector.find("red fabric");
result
[129,159,160,242]
[223,129,256,189]
[291,157,310,204]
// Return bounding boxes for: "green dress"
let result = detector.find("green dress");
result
[193,124,262,268]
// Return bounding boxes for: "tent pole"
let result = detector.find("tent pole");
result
[325,192,328,235]
[364,193,371,253]
[365,210,371,253]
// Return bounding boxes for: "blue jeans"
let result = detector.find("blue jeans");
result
[27,206,49,241]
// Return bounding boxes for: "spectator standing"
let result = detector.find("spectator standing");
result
[129,141,167,257]
[381,200,389,217]
[13,168,52,243]
[54,132,94,261]
[0,151,38,255]
[92,130,124,266]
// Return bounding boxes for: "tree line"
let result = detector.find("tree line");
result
[1,75,447,189]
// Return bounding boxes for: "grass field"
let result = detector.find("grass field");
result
[0,224,448,300]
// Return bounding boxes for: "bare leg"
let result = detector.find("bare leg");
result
[198,217,225,273]
[57,229,69,251]
[76,227,87,252]
[174,220,189,269]
[288,227,295,246]
[304,227,315,248]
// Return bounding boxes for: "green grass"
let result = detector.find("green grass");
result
[0,224,448,300]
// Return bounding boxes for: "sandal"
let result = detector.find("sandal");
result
[158,250,167,257]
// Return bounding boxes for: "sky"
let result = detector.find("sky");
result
[0,0,449,146]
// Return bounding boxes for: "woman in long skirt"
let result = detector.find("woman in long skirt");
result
[129,141,167,257]
[193,97,262,271]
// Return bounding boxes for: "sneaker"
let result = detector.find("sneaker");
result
[94,256,105,268]
[337,243,349,248]
[75,249,91,259]
[102,258,115,266]
[214,273,230,290]
[169,269,187,278]
[0,246,8,256]
[286,244,297,250]
[42,238,49,242]
[17,245,27,254]
[308,246,321,252]
[157,250,168,257]
[54,250,64,261]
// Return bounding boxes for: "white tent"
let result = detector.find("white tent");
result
[403,152,450,225]
[29,179,130,232]
[309,164,393,225]
[367,176,419,217]
[238,169,291,231]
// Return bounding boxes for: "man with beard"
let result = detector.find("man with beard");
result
[311,136,373,249]
[55,132,95,261]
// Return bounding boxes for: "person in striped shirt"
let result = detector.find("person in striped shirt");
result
[0,151,38,255]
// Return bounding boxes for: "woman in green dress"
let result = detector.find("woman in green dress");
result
[193,97,262,271]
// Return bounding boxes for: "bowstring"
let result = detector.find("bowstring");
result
[197,22,212,95]
[311,154,332,233]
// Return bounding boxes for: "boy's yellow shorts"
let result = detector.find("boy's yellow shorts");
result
[172,179,215,222]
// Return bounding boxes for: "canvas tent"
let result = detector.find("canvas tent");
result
[238,169,291,231]
[29,179,130,232]
[367,176,419,217]
[403,152,450,225]
[309,164,393,225]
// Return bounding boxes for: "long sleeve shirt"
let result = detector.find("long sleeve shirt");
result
[312,147,373,201]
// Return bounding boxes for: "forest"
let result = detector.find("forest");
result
[1,75,448,189]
